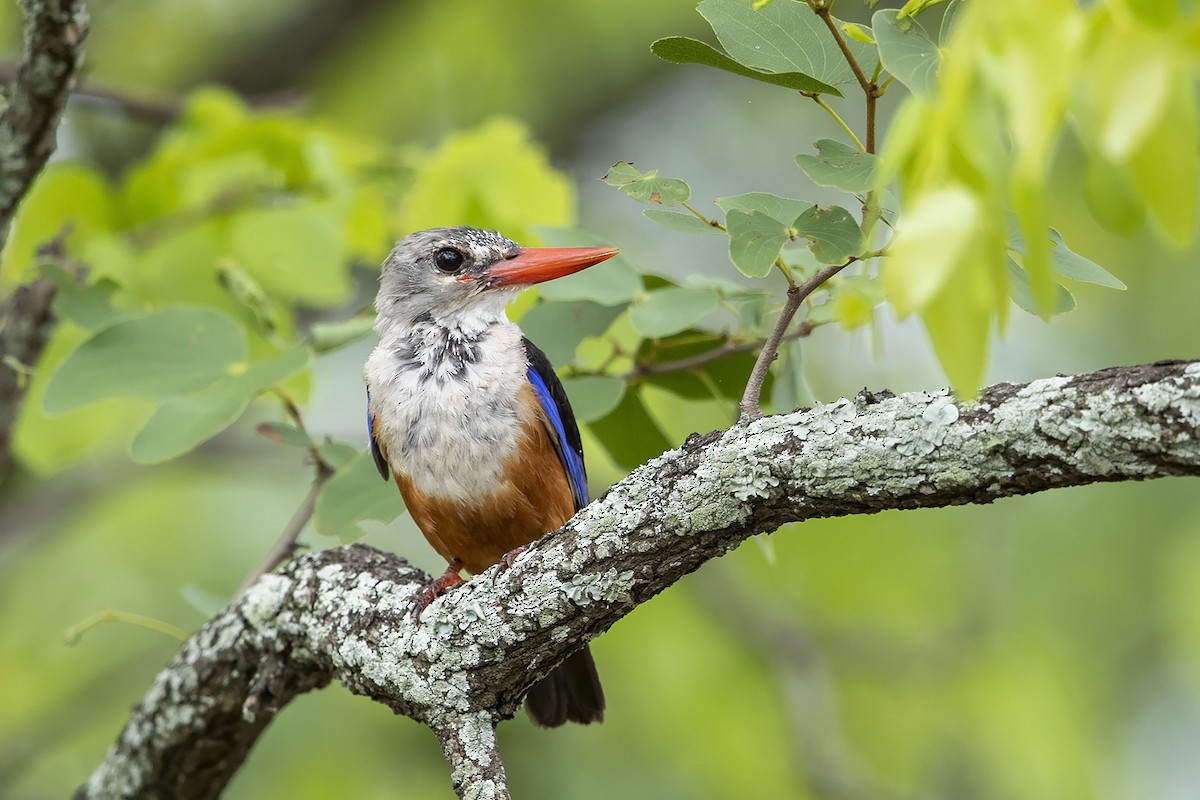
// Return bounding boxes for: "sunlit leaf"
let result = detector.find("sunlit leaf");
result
[314,450,407,541]
[229,206,349,306]
[716,192,809,224]
[725,210,789,278]
[603,162,691,206]
[873,9,940,95]
[794,139,880,193]
[0,162,114,288]
[650,36,839,95]
[643,208,725,236]
[561,376,626,423]
[630,287,722,338]
[44,308,248,413]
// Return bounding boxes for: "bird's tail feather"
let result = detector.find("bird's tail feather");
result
[524,646,605,727]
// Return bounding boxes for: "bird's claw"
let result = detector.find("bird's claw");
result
[412,561,465,619]
[492,545,527,584]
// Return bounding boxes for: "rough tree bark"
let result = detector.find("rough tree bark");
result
[77,360,1200,800]
[0,0,88,485]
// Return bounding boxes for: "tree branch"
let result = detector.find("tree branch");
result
[0,0,89,249]
[78,359,1200,798]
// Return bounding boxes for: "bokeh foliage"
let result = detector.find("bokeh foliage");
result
[4,1,1200,799]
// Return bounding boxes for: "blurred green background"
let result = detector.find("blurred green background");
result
[3,2,1200,799]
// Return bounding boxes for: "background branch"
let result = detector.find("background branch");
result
[79,359,1200,799]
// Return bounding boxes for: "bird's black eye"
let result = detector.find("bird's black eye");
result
[434,248,466,274]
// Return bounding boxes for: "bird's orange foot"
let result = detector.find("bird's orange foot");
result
[412,560,465,619]
[493,545,527,583]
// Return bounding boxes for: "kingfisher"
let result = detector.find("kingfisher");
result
[363,226,618,727]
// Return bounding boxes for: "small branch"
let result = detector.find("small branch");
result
[435,712,511,800]
[238,393,337,591]
[739,261,851,420]
[625,327,816,381]
[0,0,89,250]
[237,459,334,593]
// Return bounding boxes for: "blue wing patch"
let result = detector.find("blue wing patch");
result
[526,365,588,510]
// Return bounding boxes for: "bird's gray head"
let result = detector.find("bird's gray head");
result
[373,226,618,336]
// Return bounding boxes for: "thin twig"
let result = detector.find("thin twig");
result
[237,459,334,594]
[806,93,866,152]
[238,391,337,592]
[624,327,815,380]
[739,261,853,420]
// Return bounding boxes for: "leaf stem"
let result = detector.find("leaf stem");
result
[682,201,725,230]
[239,392,338,592]
[65,609,187,645]
[813,5,872,96]
[805,93,866,152]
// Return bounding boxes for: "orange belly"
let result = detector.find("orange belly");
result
[393,416,576,575]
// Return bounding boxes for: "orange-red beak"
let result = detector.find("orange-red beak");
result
[470,246,619,287]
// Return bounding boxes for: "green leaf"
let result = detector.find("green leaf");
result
[518,300,625,365]
[44,308,248,413]
[725,210,789,278]
[637,333,769,403]
[698,0,875,90]
[216,261,279,334]
[872,9,940,95]
[1047,229,1125,289]
[791,205,864,264]
[1007,257,1076,317]
[256,421,313,448]
[228,206,349,306]
[603,162,691,205]
[315,450,407,541]
[630,287,722,338]
[310,315,377,353]
[650,36,839,95]
[561,376,626,423]
[794,139,880,193]
[37,264,125,331]
[716,192,810,224]
[529,226,642,306]
[642,208,725,236]
[587,388,673,470]
[397,117,573,241]
[939,0,966,44]
[129,346,310,463]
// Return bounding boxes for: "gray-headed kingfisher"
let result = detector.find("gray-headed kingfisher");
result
[364,226,618,727]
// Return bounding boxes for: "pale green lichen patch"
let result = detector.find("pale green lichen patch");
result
[241,574,292,627]
[563,569,635,604]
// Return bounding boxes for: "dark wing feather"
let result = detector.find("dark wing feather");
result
[366,390,390,480]
[522,337,587,510]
